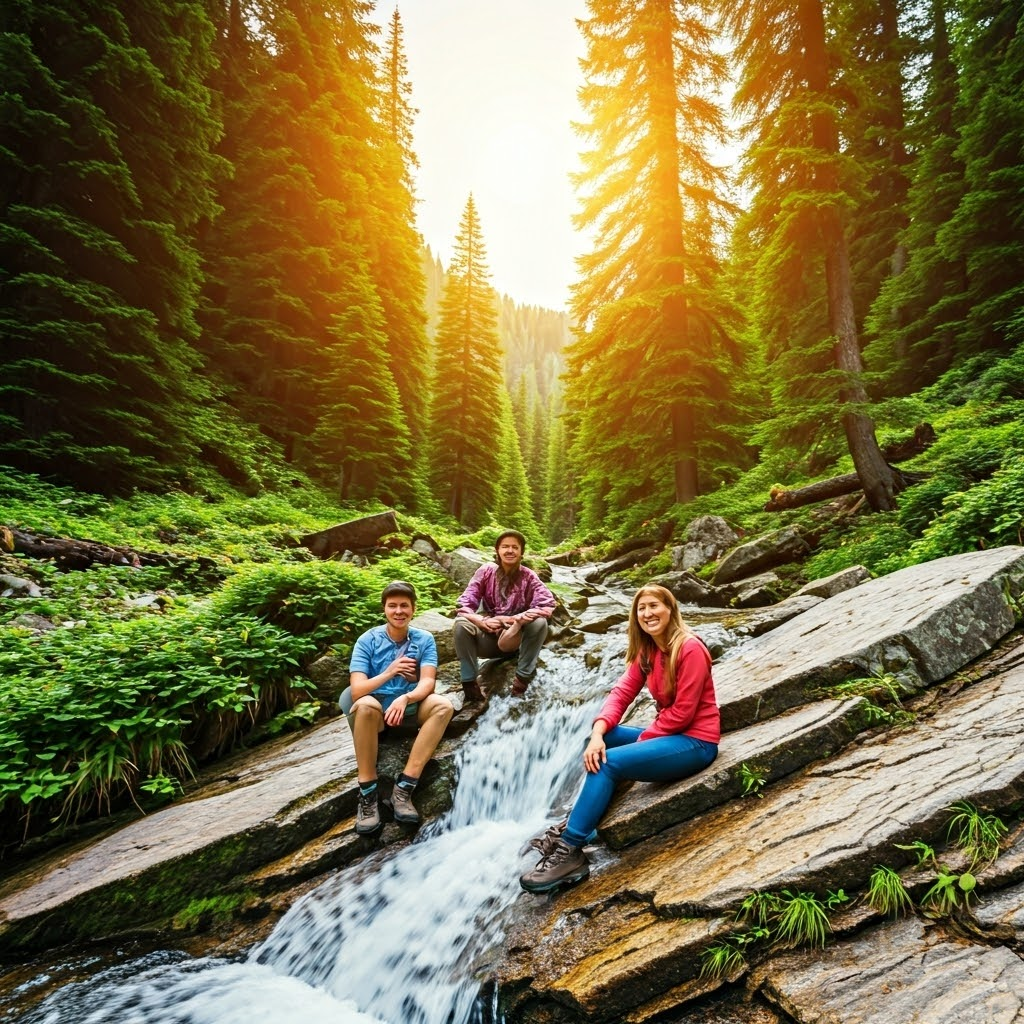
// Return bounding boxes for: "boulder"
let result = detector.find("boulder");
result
[585,546,660,584]
[716,570,783,608]
[673,515,742,571]
[299,511,398,558]
[647,570,727,607]
[440,546,490,590]
[712,526,811,586]
[791,564,872,599]
[410,609,458,664]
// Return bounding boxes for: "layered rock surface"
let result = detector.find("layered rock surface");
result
[498,547,1024,1023]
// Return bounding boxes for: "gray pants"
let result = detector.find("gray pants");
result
[453,617,548,684]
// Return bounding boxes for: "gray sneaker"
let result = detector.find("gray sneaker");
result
[391,785,420,824]
[519,838,590,893]
[355,791,380,834]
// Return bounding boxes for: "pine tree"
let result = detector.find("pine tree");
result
[565,0,743,533]
[365,6,431,506]
[428,195,504,525]
[198,0,411,498]
[864,0,968,393]
[492,389,540,543]
[940,0,1024,361]
[722,0,905,510]
[543,409,576,543]
[0,0,222,490]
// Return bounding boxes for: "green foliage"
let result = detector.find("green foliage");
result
[773,890,843,950]
[946,800,1008,869]
[698,926,770,980]
[822,670,915,727]
[739,762,767,798]
[921,869,976,915]
[865,866,913,919]
[895,839,936,868]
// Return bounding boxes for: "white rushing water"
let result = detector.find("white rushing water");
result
[17,644,625,1024]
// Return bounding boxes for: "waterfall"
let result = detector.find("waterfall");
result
[15,643,626,1024]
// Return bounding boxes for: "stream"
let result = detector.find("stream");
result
[10,643,626,1024]
[6,570,744,1024]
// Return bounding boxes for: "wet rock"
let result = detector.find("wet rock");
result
[713,545,1024,732]
[599,697,869,849]
[647,570,727,607]
[299,511,398,558]
[673,516,742,572]
[711,527,810,586]
[716,571,783,608]
[575,592,631,634]
[749,917,1024,1024]
[729,595,824,638]
[441,546,490,588]
[499,654,1024,1023]
[585,546,659,584]
[410,608,457,663]
[791,564,871,599]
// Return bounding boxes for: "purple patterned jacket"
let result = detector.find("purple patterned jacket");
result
[456,563,557,619]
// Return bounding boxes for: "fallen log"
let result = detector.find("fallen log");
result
[764,470,929,512]
[5,527,222,576]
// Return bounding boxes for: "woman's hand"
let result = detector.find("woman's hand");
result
[583,735,607,773]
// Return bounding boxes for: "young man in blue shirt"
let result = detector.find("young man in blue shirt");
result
[344,580,454,834]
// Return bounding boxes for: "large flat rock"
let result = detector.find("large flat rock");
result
[750,917,1024,1024]
[500,656,1024,1022]
[599,696,868,849]
[0,720,359,951]
[714,545,1024,731]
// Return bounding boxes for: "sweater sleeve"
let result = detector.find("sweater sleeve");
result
[456,565,490,616]
[639,638,712,740]
[593,659,646,731]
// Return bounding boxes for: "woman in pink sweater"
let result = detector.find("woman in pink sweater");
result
[520,584,720,893]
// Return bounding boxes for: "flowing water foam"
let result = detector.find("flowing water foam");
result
[18,643,626,1024]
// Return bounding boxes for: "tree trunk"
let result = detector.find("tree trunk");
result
[801,0,903,512]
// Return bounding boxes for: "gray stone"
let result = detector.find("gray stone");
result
[713,545,1024,732]
[716,571,783,608]
[730,595,825,637]
[6,613,57,633]
[299,511,398,558]
[647,570,727,607]
[0,574,42,598]
[712,526,810,586]
[751,918,1024,1024]
[443,546,490,589]
[410,608,457,664]
[585,546,659,584]
[791,564,872,599]
[674,515,742,571]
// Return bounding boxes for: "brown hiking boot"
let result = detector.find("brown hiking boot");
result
[462,679,485,705]
[511,676,530,697]
[391,785,420,825]
[355,790,381,834]
[520,838,590,893]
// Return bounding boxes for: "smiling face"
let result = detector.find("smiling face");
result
[496,536,523,572]
[383,596,415,636]
[635,593,672,644]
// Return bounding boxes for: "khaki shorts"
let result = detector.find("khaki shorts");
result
[338,687,419,730]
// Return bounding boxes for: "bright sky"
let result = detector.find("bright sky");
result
[369,1,589,312]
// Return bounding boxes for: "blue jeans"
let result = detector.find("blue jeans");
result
[563,726,718,847]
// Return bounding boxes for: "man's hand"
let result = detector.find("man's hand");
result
[384,694,410,726]
[517,608,543,623]
[479,615,505,633]
[389,654,419,680]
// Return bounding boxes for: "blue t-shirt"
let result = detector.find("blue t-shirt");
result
[349,625,439,703]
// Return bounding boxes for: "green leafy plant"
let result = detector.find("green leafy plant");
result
[921,869,976,915]
[773,889,837,949]
[698,925,771,980]
[739,762,767,798]
[946,800,1008,869]
[895,839,936,867]
[866,865,913,918]
[739,890,782,925]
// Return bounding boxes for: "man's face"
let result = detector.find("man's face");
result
[497,538,523,568]
[383,596,415,630]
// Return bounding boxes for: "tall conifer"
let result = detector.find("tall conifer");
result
[566,0,742,532]
[428,195,504,525]
[0,0,222,489]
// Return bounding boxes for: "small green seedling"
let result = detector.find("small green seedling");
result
[946,800,1007,869]
[866,865,913,918]
[739,762,767,798]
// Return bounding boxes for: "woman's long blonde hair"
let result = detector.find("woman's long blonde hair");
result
[626,584,694,703]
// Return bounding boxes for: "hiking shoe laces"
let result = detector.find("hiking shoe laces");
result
[525,817,567,857]
[519,838,590,893]
[391,785,421,824]
[355,791,380,834]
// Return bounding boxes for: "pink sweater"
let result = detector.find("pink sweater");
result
[594,636,720,744]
